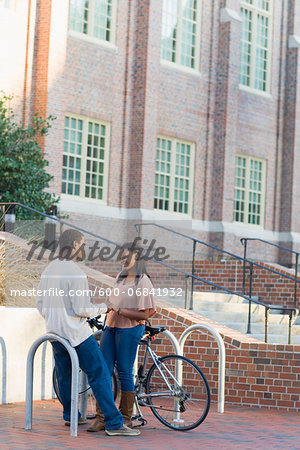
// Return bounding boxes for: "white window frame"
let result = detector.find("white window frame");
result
[154,135,195,216]
[239,0,273,94]
[61,113,110,204]
[234,154,266,227]
[68,0,117,46]
[161,0,202,72]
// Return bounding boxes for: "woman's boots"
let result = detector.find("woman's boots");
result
[86,402,105,432]
[119,391,135,427]
[87,390,135,432]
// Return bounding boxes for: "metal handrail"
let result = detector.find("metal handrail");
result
[135,222,299,343]
[135,223,300,284]
[1,205,297,343]
[0,202,119,247]
[241,237,299,308]
[150,256,298,343]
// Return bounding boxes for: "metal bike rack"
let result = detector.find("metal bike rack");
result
[0,337,7,404]
[25,334,80,437]
[178,324,226,413]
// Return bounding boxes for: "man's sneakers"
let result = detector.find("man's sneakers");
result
[105,424,140,436]
[64,417,87,426]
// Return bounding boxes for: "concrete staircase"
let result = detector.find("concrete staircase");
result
[163,290,300,345]
[191,292,300,345]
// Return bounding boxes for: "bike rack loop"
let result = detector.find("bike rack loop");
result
[178,324,226,414]
[25,334,80,437]
[0,337,7,404]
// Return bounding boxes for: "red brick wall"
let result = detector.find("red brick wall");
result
[150,305,300,412]
[194,260,299,309]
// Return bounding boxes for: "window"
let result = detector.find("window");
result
[240,0,273,92]
[69,0,116,43]
[62,115,110,202]
[234,155,266,226]
[154,137,194,215]
[0,0,15,8]
[161,0,201,69]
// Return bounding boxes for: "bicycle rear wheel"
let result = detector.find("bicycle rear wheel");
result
[52,367,118,419]
[145,354,210,431]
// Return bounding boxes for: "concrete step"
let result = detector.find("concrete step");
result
[193,299,266,315]
[224,322,300,335]
[250,333,300,345]
[163,291,300,345]
[193,292,245,304]
[193,309,292,325]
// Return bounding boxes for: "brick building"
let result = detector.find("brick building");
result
[1,0,300,262]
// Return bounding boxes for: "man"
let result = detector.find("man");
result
[36,228,139,436]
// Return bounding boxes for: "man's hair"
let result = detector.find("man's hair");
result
[59,229,83,251]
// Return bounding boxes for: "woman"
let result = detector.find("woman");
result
[87,242,156,432]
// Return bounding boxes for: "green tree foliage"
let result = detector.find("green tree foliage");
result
[0,95,59,217]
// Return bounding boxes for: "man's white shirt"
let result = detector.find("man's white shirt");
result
[36,259,107,346]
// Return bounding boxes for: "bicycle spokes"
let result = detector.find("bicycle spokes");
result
[145,355,210,431]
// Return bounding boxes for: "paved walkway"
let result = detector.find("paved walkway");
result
[1,400,299,450]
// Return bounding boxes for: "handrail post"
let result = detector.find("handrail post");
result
[265,308,269,343]
[247,263,253,334]
[294,254,298,309]
[242,239,247,295]
[190,241,196,310]
[288,311,293,345]
[184,276,189,309]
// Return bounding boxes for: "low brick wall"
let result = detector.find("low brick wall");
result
[194,260,299,309]
[149,303,300,412]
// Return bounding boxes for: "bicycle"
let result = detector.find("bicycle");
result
[52,315,118,419]
[132,323,210,431]
[53,316,211,431]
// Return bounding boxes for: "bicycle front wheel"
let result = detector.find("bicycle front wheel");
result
[145,355,210,431]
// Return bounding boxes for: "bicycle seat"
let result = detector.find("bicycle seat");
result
[145,325,166,336]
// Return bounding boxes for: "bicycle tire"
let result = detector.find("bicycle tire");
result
[145,354,210,431]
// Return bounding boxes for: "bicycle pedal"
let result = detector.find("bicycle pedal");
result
[132,417,147,428]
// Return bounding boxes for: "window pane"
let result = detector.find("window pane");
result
[180,0,198,68]
[240,1,271,91]
[69,0,89,34]
[85,121,107,199]
[173,142,191,214]
[161,0,199,68]
[93,0,113,42]
[234,155,265,226]
[62,116,82,196]
[154,138,172,211]
[161,0,178,63]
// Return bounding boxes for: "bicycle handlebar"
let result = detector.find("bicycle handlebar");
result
[87,315,104,330]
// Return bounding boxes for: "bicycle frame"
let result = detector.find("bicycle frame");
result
[133,335,183,424]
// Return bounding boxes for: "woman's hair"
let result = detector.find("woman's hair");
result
[117,242,152,286]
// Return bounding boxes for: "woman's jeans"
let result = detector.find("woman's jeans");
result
[100,325,145,392]
[51,335,123,430]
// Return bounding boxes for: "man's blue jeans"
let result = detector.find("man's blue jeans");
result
[100,325,145,391]
[51,335,123,430]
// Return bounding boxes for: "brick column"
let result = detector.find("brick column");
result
[209,5,242,249]
[279,1,300,258]
[32,0,52,151]
[126,0,161,211]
